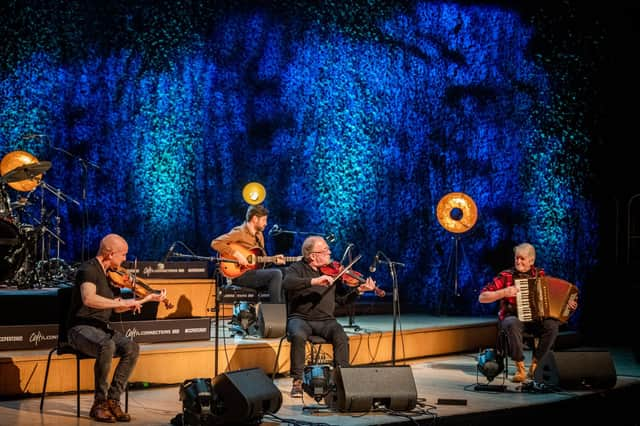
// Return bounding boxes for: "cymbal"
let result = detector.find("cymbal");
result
[0,151,49,192]
[2,161,51,183]
[436,192,478,233]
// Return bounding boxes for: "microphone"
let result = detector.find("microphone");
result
[268,224,281,236]
[22,133,47,139]
[340,243,355,265]
[161,242,177,264]
[369,252,380,273]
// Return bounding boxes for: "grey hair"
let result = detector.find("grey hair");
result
[514,242,536,261]
[301,236,324,259]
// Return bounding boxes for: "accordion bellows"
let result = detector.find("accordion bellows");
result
[515,276,578,323]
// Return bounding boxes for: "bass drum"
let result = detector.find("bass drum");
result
[0,219,26,282]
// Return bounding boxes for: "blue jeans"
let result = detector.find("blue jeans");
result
[67,325,139,402]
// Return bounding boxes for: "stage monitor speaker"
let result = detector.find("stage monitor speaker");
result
[211,367,282,423]
[256,303,286,338]
[327,365,417,412]
[534,350,617,389]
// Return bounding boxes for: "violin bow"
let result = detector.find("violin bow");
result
[321,254,362,296]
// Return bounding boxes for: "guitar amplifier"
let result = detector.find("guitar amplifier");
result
[217,285,270,304]
[122,261,211,279]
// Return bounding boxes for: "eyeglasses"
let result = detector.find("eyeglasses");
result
[311,247,330,254]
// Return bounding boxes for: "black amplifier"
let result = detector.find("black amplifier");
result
[217,285,270,303]
[122,261,211,279]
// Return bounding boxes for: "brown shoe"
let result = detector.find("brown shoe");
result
[511,361,527,383]
[90,400,116,423]
[107,399,131,422]
[290,379,303,398]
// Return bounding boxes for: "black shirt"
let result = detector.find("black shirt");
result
[283,260,359,321]
[67,258,116,330]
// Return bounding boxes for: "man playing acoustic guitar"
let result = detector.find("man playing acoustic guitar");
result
[211,204,293,303]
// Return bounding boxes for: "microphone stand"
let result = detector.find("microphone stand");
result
[340,244,361,331]
[269,225,336,243]
[377,252,405,366]
[172,251,237,377]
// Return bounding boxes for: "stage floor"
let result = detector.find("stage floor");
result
[0,315,638,425]
[1,347,638,425]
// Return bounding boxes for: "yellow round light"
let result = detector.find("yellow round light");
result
[242,182,266,205]
[436,192,478,233]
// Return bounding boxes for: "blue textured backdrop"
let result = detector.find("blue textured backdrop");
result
[0,1,609,318]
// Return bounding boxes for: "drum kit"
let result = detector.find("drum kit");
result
[0,150,76,289]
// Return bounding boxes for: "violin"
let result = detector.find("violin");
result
[107,266,174,309]
[319,260,385,298]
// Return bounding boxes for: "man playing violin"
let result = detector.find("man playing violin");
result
[67,233,167,422]
[282,235,376,398]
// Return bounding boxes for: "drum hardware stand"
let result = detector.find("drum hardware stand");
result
[30,180,77,287]
[48,141,99,262]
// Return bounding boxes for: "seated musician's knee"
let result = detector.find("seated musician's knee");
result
[99,339,117,358]
[289,332,308,347]
[122,340,140,359]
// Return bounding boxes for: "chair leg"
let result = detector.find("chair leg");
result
[125,384,129,412]
[309,342,325,364]
[39,348,56,412]
[76,356,81,417]
[271,335,287,380]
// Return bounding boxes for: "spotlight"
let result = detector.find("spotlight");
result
[242,182,266,205]
[179,378,217,426]
[303,365,332,403]
[475,348,506,392]
[230,302,259,336]
[477,348,504,381]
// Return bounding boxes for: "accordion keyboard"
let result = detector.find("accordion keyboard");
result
[514,278,533,321]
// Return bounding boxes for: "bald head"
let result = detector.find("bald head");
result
[98,233,128,257]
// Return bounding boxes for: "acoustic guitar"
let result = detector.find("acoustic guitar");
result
[219,243,302,278]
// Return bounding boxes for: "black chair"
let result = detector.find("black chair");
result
[272,333,329,380]
[40,286,128,417]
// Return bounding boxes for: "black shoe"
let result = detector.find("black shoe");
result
[290,379,303,398]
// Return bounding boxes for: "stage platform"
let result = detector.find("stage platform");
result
[1,313,638,425]
[0,313,498,395]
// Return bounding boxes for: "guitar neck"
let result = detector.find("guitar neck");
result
[257,255,301,263]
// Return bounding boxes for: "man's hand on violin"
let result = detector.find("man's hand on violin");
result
[117,297,144,314]
[146,288,168,303]
[357,277,376,294]
[311,275,334,287]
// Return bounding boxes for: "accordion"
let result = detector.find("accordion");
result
[514,276,578,323]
